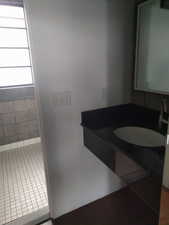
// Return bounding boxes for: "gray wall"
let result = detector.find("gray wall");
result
[0,87,40,145]
[24,0,135,219]
[132,91,169,111]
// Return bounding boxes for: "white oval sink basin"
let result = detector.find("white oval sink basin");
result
[114,126,165,147]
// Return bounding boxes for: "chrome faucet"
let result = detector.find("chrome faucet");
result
[159,98,168,129]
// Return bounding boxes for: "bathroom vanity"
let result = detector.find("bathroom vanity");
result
[81,103,167,224]
[82,104,166,176]
[80,0,169,224]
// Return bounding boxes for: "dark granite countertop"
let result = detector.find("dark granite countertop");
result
[81,104,167,176]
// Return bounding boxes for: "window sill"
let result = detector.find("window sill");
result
[0,84,35,90]
[0,85,35,102]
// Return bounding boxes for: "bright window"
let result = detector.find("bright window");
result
[0,5,33,87]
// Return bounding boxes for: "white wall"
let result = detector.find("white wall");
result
[24,0,135,219]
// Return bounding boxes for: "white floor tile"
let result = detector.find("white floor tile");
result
[0,142,48,225]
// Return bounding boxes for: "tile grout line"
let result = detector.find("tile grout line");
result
[0,142,48,225]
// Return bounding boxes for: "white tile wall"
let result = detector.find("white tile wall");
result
[0,102,14,114]
[14,100,28,112]
[0,98,40,145]
[0,141,48,225]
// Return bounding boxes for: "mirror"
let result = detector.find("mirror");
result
[135,0,169,94]
[134,1,169,224]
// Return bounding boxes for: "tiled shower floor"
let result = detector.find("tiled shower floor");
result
[0,141,48,225]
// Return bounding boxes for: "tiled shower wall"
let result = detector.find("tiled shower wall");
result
[0,87,40,146]
[131,91,169,112]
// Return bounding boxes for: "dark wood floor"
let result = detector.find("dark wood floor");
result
[54,187,158,225]
[129,175,162,214]
[159,188,169,225]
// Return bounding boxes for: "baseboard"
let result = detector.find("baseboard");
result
[38,218,54,225]
[7,206,49,225]
[0,137,41,153]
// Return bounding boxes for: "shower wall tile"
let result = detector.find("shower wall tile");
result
[0,87,40,145]
[0,127,4,137]
[0,101,14,114]
[145,93,164,111]
[0,137,6,145]
[16,121,40,141]
[25,99,36,110]
[0,86,34,102]
[131,91,145,106]
[0,113,15,125]
[14,100,29,112]
[16,123,27,134]
[4,125,17,137]
[15,110,37,123]
[18,133,30,141]
[5,135,20,144]
[132,91,169,111]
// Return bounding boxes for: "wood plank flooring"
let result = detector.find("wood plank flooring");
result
[159,188,169,225]
[54,187,158,225]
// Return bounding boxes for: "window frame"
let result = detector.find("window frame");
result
[0,4,34,89]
